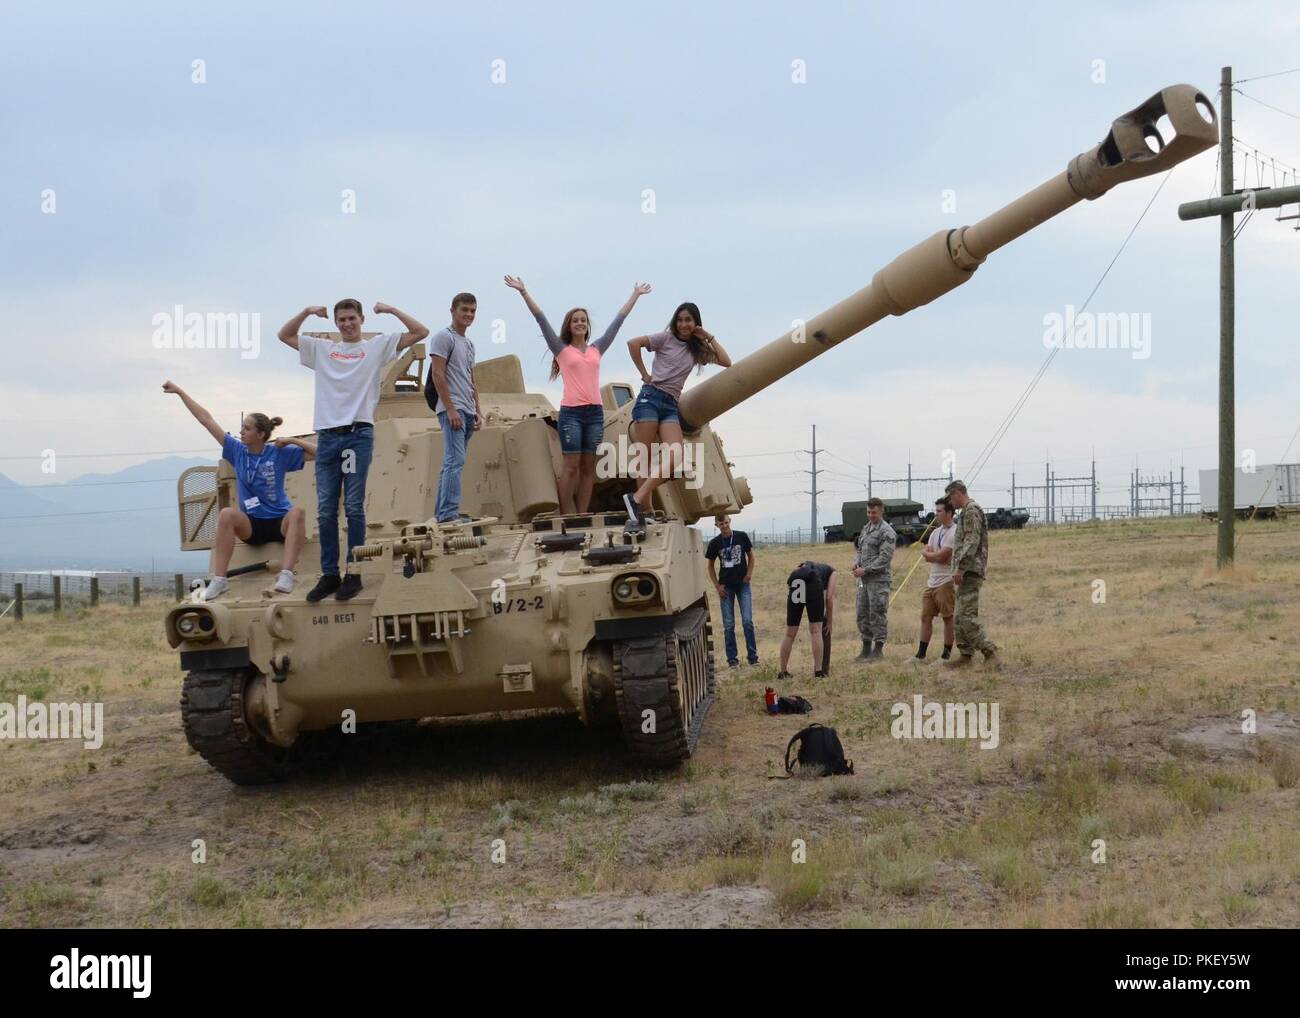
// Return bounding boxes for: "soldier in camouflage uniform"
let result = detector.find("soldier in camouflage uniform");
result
[852,497,896,662]
[943,480,999,668]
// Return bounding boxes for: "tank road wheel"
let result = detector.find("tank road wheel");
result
[180,669,300,786]
[612,602,716,767]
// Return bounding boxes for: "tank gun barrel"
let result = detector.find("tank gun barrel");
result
[677,84,1216,431]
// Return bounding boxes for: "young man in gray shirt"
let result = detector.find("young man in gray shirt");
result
[427,293,482,523]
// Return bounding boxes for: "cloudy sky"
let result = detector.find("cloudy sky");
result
[2,0,1297,536]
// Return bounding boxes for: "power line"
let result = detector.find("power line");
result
[0,449,213,462]
[1235,90,1300,121]
[0,506,174,521]
[1,477,177,491]
[1235,67,1300,84]
[966,170,1175,485]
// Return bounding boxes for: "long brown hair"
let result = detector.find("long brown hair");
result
[549,307,590,381]
[667,301,711,369]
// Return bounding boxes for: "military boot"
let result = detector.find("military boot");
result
[943,653,975,670]
[853,641,872,662]
[982,648,1002,669]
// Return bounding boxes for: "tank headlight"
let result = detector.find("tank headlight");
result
[175,609,216,642]
[613,574,659,606]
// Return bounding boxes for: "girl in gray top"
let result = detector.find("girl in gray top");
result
[624,302,732,526]
[504,276,651,513]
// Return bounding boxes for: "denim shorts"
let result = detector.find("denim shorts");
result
[557,403,605,455]
[631,383,681,425]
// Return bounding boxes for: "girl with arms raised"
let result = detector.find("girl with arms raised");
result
[504,276,651,513]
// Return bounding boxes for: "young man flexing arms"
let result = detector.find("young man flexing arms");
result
[278,300,429,602]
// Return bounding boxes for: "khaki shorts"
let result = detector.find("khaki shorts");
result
[921,581,955,621]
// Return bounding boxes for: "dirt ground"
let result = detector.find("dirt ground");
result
[1,514,1298,928]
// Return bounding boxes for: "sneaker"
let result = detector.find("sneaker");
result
[776,670,792,681]
[747,659,760,666]
[306,574,341,603]
[727,661,740,669]
[335,574,363,601]
[201,576,229,602]
[273,569,296,594]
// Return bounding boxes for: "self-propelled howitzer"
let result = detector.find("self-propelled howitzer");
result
[165,84,1215,784]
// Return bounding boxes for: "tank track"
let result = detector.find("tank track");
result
[180,669,299,786]
[611,602,716,766]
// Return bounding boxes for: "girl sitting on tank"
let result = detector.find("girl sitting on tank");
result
[623,302,732,526]
[504,276,652,514]
[163,381,314,600]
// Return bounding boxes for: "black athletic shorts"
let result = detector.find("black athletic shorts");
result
[245,514,286,546]
[786,567,826,627]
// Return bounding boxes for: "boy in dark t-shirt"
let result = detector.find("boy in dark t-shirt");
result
[779,560,837,679]
[705,514,757,667]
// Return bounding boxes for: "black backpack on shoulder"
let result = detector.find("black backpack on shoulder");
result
[785,724,854,776]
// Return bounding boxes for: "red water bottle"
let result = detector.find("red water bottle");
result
[765,687,778,714]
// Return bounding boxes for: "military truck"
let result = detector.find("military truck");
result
[988,507,1032,530]
[164,83,1216,783]
[824,498,928,545]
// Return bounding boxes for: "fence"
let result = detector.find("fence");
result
[751,503,1210,546]
[0,571,207,619]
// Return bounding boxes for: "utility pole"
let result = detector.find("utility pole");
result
[1175,68,1238,562]
[1091,459,1097,521]
[803,424,825,542]
[1218,67,1235,564]
[1177,70,1300,555]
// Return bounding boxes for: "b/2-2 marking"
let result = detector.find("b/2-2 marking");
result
[493,596,544,615]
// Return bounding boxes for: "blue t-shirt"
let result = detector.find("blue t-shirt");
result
[221,435,305,519]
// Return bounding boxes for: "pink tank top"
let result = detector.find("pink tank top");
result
[556,344,603,407]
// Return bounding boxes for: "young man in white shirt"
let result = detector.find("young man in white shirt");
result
[915,496,957,662]
[278,299,428,602]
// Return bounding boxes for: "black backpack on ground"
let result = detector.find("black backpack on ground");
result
[776,695,813,714]
[785,724,853,776]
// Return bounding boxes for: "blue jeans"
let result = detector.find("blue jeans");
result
[436,410,477,521]
[557,404,605,455]
[630,383,681,424]
[718,582,758,665]
[315,423,374,576]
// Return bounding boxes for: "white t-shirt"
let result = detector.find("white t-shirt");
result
[926,522,956,588]
[299,332,403,430]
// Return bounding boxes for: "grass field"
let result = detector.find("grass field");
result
[1,515,1298,928]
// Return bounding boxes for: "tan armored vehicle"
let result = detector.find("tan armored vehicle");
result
[165,84,1215,784]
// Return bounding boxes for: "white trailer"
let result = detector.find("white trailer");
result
[1199,463,1300,513]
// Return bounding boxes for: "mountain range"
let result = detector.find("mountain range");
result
[0,457,214,571]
